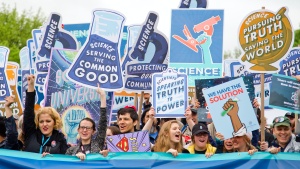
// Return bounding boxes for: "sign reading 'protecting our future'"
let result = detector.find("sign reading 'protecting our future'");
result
[238,7,293,73]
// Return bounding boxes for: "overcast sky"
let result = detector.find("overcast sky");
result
[3,0,300,52]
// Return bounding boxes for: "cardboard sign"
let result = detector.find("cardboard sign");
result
[123,12,169,92]
[202,77,259,139]
[152,68,188,118]
[44,49,113,144]
[269,74,300,113]
[238,7,293,73]
[67,9,125,91]
[169,9,224,86]
[106,131,151,152]
[279,47,300,76]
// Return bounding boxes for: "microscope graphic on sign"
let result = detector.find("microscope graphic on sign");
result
[173,15,220,65]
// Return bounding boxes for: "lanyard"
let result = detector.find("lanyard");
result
[39,135,51,154]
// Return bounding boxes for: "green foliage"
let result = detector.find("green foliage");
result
[0,3,45,64]
[293,29,300,47]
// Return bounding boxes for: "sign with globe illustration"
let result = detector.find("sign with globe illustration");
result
[238,7,293,73]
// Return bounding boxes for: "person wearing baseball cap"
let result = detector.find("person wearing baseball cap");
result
[267,116,300,154]
[182,123,216,158]
[183,107,217,148]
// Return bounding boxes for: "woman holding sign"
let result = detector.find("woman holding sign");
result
[23,75,68,156]
[153,120,183,157]
[65,84,109,160]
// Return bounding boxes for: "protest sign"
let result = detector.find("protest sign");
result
[106,131,151,152]
[202,77,259,139]
[44,48,113,144]
[152,68,188,118]
[269,74,300,113]
[170,9,224,86]
[123,12,169,92]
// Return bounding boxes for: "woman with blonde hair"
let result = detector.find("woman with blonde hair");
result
[153,120,183,157]
[23,75,68,156]
[233,132,257,155]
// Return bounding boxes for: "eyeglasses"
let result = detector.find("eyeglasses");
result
[79,126,93,131]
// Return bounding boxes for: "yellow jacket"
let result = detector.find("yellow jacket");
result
[187,143,216,154]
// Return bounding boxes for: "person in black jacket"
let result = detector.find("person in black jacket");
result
[23,75,68,156]
[0,96,19,150]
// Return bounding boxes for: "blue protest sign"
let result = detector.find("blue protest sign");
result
[20,47,31,107]
[35,13,78,88]
[45,48,113,143]
[152,68,188,117]
[279,47,300,76]
[67,9,125,91]
[17,69,22,105]
[179,0,207,8]
[202,77,259,139]
[269,74,300,113]
[0,46,11,103]
[63,23,90,48]
[124,12,169,92]
[170,9,224,86]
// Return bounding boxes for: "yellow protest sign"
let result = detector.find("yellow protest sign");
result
[239,7,293,73]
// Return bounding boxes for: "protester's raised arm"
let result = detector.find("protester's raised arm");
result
[184,107,195,130]
[4,96,18,149]
[23,75,36,140]
[95,84,107,151]
[142,107,155,131]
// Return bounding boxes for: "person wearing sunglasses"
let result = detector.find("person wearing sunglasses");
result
[65,85,109,160]
[267,116,300,154]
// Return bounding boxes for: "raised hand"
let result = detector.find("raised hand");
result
[184,107,192,120]
[97,83,106,108]
[5,96,15,108]
[223,99,239,117]
[27,74,35,92]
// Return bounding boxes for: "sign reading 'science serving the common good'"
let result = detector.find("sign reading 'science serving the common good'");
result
[238,7,293,73]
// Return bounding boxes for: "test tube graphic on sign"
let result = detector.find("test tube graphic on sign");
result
[0,47,11,102]
[67,10,125,91]
[121,25,141,75]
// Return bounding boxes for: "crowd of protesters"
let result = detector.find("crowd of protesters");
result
[0,74,300,161]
